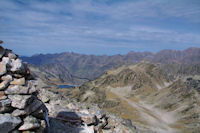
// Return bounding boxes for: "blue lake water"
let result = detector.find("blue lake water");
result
[58,85,75,89]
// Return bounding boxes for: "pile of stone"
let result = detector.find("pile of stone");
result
[0,42,48,133]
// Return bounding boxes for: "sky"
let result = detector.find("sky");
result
[0,0,200,56]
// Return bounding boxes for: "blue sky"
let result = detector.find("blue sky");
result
[0,0,200,56]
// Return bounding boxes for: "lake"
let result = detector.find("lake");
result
[58,84,75,89]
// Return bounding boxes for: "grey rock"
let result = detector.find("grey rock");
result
[10,59,25,72]
[1,74,13,82]
[49,118,93,133]
[0,80,10,90]
[38,89,50,103]
[94,110,106,119]
[28,80,37,94]
[0,46,5,59]
[79,113,96,125]
[56,111,81,122]
[79,125,94,133]
[0,62,6,76]
[5,85,29,95]
[121,119,133,128]
[0,91,7,100]
[0,99,13,113]
[27,80,38,94]
[0,113,22,133]
[13,74,23,78]
[2,57,11,66]
[12,109,27,117]
[57,111,96,125]
[0,98,11,106]
[11,130,21,133]
[18,116,40,131]
[8,95,31,109]
[10,77,25,85]
[121,119,137,132]
[5,49,17,59]
[24,96,43,114]
[41,95,50,103]
[8,52,17,59]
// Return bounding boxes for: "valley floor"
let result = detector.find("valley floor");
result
[108,87,181,133]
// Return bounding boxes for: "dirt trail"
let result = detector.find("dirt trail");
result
[109,88,179,133]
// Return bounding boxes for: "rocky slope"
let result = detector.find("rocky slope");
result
[21,47,200,85]
[72,62,200,133]
[0,42,137,133]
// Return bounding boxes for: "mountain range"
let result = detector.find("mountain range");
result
[21,47,200,132]
[21,47,200,85]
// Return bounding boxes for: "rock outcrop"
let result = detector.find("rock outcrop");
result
[38,87,136,133]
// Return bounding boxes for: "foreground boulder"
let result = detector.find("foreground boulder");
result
[8,95,32,109]
[18,115,40,131]
[0,113,22,133]
[56,111,96,125]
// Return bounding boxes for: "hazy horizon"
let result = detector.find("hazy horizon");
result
[1,0,200,56]
[19,46,199,57]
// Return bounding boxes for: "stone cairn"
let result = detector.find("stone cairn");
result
[0,41,49,133]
